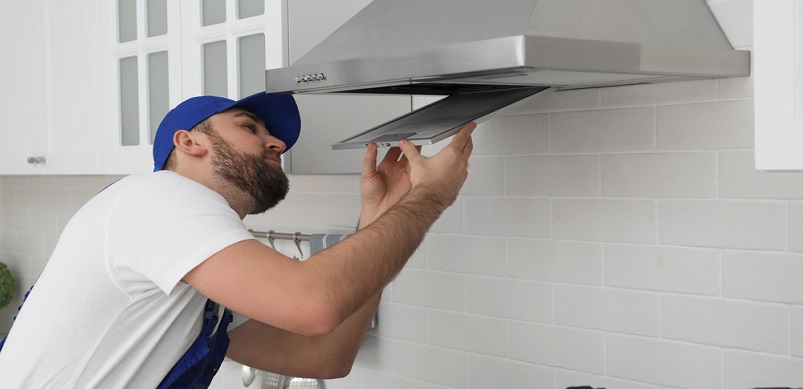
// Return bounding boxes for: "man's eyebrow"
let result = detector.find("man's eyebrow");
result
[233,111,264,125]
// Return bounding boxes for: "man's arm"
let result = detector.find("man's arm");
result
[184,123,474,376]
[226,292,380,378]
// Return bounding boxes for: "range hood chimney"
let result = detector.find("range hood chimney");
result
[266,0,750,148]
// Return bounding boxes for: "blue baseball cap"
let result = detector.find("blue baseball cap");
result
[152,92,300,171]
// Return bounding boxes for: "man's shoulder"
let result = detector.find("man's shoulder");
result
[94,171,226,216]
[112,171,210,196]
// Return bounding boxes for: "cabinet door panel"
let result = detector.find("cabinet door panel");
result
[754,0,803,170]
[0,2,48,174]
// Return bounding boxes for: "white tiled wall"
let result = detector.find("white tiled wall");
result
[3,1,803,388]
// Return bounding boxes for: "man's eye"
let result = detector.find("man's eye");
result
[244,124,257,133]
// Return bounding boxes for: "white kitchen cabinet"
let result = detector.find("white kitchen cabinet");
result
[754,0,803,170]
[283,0,412,174]
[0,2,115,175]
[103,0,288,175]
[102,0,182,175]
[0,2,59,175]
[0,0,286,175]
[0,0,406,175]
[44,1,112,175]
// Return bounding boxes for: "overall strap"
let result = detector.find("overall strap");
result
[0,283,35,351]
[157,299,233,389]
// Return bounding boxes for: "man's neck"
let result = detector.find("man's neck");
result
[171,167,253,219]
[212,177,254,219]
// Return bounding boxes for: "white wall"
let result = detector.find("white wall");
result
[4,0,803,388]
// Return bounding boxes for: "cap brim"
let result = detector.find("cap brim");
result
[232,92,301,153]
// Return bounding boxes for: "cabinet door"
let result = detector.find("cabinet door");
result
[1,1,118,175]
[754,0,803,170]
[0,2,49,175]
[284,0,412,174]
[103,0,286,175]
[104,0,182,175]
[44,1,111,175]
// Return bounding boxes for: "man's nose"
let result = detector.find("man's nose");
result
[263,134,286,154]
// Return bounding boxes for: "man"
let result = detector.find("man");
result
[0,92,474,387]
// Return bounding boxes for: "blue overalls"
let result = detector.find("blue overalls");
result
[1,285,232,389]
[157,299,233,388]
[0,284,34,351]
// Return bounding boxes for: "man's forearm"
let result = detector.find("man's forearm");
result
[306,186,450,328]
[227,291,381,379]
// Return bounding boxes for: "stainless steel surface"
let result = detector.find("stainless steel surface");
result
[262,372,285,389]
[287,377,325,389]
[249,229,311,243]
[242,365,257,387]
[266,0,750,95]
[262,372,325,389]
[333,86,548,149]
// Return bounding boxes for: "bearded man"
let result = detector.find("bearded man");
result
[0,92,474,388]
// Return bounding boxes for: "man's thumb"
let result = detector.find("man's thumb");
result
[398,140,421,160]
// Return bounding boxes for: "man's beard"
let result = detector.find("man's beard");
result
[208,133,289,215]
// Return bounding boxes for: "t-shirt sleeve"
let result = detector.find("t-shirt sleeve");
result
[105,173,255,296]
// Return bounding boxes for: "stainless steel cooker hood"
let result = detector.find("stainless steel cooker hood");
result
[265,0,750,149]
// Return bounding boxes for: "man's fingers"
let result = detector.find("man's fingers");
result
[463,132,474,157]
[450,122,476,152]
[398,139,422,162]
[361,142,379,179]
[382,146,403,164]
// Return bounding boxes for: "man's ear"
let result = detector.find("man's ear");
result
[173,130,208,157]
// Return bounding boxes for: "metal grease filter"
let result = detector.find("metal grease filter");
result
[262,372,325,389]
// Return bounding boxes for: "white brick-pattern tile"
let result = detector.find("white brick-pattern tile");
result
[723,251,803,304]
[427,234,506,276]
[473,114,549,156]
[391,269,465,311]
[554,285,660,336]
[464,197,550,238]
[428,310,508,357]
[508,239,604,285]
[602,153,717,198]
[461,156,504,196]
[787,202,803,252]
[361,370,428,389]
[550,108,655,153]
[724,351,803,388]
[607,335,723,388]
[467,354,555,389]
[466,275,553,323]
[604,245,720,295]
[719,151,803,199]
[553,199,656,243]
[509,322,605,374]
[657,100,754,151]
[373,302,428,344]
[393,341,467,388]
[658,200,786,250]
[557,370,670,389]
[794,306,803,358]
[506,155,600,197]
[661,295,789,353]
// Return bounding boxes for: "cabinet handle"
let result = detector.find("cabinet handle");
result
[27,156,46,165]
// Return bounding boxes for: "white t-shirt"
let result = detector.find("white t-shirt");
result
[0,171,255,388]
